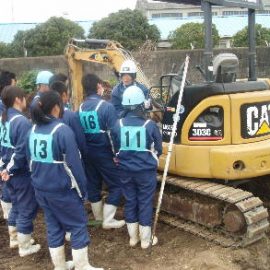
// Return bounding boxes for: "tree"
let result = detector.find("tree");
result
[17,70,39,94]
[168,22,220,49]
[0,42,13,58]
[232,24,270,47]
[88,9,160,51]
[11,17,85,57]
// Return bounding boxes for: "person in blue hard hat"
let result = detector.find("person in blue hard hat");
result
[79,73,125,229]
[111,85,162,249]
[29,70,53,111]
[0,86,40,257]
[27,91,103,270]
[111,59,151,118]
[0,70,17,220]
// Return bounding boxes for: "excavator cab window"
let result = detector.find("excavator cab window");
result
[152,61,188,109]
[188,106,224,141]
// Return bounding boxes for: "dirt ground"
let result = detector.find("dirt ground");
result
[1,205,270,270]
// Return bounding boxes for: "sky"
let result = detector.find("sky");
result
[0,0,140,23]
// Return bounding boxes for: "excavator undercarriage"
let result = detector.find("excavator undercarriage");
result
[157,173,269,247]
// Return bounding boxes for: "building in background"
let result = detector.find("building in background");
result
[136,0,270,19]
[0,1,269,50]
[136,0,270,48]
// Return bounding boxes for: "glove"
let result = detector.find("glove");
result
[144,99,152,109]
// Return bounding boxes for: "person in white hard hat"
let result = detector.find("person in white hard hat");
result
[111,59,151,118]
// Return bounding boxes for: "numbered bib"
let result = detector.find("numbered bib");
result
[79,111,100,134]
[0,122,14,149]
[29,133,54,163]
[120,126,146,151]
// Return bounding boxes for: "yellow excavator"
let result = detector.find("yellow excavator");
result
[154,0,270,247]
[65,0,270,247]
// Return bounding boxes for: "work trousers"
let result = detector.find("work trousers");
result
[120,170,157,226]
[1,181,11,203]
[85,155,122,206]
[35,188,90,249]
[7,175,39,234]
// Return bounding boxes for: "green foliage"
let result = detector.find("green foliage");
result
[9,31,26,57]
[88,9,160,51]
[17,70,38,94]
[232,24,270,47]
[0,42,14,58]
[11,17,85,57]
[168,22,220,49]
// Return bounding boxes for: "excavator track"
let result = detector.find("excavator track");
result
[157,173,269,247]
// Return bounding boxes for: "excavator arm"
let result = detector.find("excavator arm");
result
[65,38,150,109]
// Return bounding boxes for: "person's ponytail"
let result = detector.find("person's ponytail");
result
[31,102,49,124]
[31,91,62,125]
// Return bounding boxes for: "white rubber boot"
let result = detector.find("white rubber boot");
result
[8,226,18,248]
[139,225,158,249]
[72,246,104,270]
[127,223,139,247]
[102,204,125,229]
[65,232,71,242]
[1,200,12,219]
[91,201,103,221]
[18,233,41,257]
[49,245,74,270]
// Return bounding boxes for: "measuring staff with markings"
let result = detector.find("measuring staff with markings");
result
[111,85,162,249]
[27,91,103,270]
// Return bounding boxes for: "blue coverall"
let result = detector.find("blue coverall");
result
[29,92,43,116]
[26,117,89,249]
[111,81,149,118]
[62,108,86,158]
[0,99,12,205]
[0,108,38,234]
[79,94,122,206]
[111,111,162,226]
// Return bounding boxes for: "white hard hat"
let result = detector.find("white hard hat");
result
[120,60,137,74]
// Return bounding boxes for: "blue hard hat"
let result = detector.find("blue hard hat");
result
[36,71,53,84]
[122,85,145,106]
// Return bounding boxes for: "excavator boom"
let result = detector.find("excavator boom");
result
[65,38,150,109]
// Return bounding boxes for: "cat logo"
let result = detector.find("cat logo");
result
[245,104,270,137]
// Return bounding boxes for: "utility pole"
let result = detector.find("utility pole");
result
[11,0,15,22]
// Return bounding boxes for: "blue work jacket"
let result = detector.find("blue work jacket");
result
[26,117,87,198]
[111,111,162,172]
[62,108,86,157]
[111,81,149,118]
[0,108,32,176]
[79,94,117,158]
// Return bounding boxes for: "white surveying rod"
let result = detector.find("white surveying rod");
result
[151,55,190,243]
